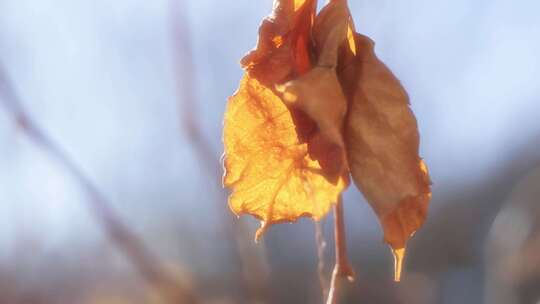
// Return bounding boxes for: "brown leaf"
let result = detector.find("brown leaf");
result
[275,0,352,180]
[312,0,352,67]
[276,67,348,180]
[341,33,432,253]
[241,0,316,85]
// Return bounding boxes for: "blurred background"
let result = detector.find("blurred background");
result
[1,0,540,303]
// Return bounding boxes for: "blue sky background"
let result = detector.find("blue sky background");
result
[1,1,539,302]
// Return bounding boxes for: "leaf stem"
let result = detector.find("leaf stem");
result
[326,196,354,304]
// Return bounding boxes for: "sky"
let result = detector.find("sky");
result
[0,0,539,281]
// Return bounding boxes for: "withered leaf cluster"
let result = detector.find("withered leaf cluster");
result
[223,0,431,259]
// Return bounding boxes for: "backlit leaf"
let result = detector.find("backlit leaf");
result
[241,0,316,84]
[222,0,432,281]
[223,75,347,240]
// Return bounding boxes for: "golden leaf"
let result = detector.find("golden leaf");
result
[223,0,349,240]
[223,75,347,240]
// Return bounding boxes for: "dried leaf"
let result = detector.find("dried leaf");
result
[311,0,351,67]
[223,0,432,275]
[223,0,347,241]
[223,75,347,240]
[342,33,432,253]
[276,67,347,179]
[241,0,316,84]
[275,0,351,179]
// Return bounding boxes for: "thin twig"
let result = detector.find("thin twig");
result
[315,221,329,302]
[0,63,198,304]
[169,1,271,302]
[326,196,354,304]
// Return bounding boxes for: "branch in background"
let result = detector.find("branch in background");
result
[168,1,271,302]
[0,63,198,304]
[326,196,354,304]
[315,221,329,302]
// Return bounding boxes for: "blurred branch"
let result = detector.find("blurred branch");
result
[326,197,354,304]
[0,63,198,304]
[169,1,271,302]
[315,221,329,302]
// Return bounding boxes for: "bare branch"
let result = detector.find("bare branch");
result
[315,221,329,302]
[168,1,271,302]
[0,62,198,304]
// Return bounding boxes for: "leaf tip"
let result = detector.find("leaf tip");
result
[346,24,356,55]
[391,247,406,282]
[254,221,269,243]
